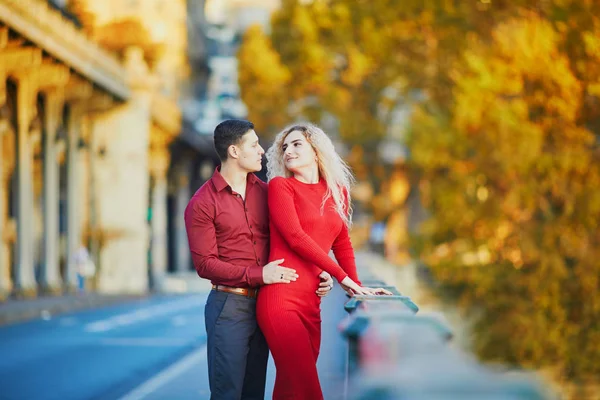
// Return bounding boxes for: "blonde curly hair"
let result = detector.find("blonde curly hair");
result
[266,123,355,227]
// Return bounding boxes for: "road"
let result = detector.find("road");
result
[0,288,350,400]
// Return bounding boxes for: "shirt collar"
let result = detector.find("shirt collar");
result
[211,166,260,192]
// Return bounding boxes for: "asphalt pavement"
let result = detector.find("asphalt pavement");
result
[120,286,351,400]
[0,286,351,400]
[0,294,207,400]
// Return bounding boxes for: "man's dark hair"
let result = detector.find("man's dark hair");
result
[213,119,254,161]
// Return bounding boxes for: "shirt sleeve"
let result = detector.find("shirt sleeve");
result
[184,197,264,287]
[268,177,349,283]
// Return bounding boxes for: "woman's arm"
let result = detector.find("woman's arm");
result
[331,223,362,285]
[268,177,349,283]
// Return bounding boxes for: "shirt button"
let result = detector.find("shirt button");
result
[254,241,257,245]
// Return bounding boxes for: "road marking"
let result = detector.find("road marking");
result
[118,345,207,400]
[84,297,202,333]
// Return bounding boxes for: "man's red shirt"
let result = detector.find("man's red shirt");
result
[184,167,268,287]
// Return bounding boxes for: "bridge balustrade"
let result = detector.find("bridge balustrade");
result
[339,278,553,400]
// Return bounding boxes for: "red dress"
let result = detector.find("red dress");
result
[256,176,361,399]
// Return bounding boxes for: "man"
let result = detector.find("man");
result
[184,119,333,399]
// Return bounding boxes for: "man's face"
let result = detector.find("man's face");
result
[234,130,264,172]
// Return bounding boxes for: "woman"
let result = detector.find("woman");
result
[256,123,392,399]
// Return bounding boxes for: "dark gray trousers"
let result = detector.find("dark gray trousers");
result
[205,290,268,400]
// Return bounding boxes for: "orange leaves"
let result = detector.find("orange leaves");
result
[405,2,600,383]
[238,25,291,87]
[237,25,291,137]
[340,46,373,87]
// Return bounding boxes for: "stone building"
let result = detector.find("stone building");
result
[0,0,211,300]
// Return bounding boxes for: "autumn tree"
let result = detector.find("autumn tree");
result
[240,0,541,213]
[237,25,292,138]
[408,6,600,391]
[237,1,600,391]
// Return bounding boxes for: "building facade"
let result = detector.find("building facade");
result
[0,0,208,299]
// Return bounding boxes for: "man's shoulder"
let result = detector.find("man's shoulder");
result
[249,173,268,191]
[255,177,268,193]
[187,180,217,210]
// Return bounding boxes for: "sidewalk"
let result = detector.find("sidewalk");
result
[0,293,146,326]
[1,255,438,330]
[0,271,212,327]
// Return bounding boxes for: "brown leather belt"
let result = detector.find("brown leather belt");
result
[212,284,259,299]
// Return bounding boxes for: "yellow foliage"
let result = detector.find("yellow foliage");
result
[237,25,291,137]
[340,46,372,87]
[238,2,600,386]
[410,7,600,386]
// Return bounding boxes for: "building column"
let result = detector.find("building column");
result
[95,47,153,294]
[40,90,65,293]
[13,76,37,297]
[149,146,170,290]
[0,73,9,300]
[64,77,93,288]
[2,47,43,297]
[65,102,84,290]
[174,166,191,272]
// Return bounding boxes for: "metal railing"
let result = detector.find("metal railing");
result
[339,277,554,400]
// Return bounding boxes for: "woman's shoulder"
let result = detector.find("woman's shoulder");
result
[267,176,296,196]
[268,176,291,187]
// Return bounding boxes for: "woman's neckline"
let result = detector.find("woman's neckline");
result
[291,176,323,186]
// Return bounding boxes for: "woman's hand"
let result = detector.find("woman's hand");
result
[340,277,393,296]
[360,287,394,295]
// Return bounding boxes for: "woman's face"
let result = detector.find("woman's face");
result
[282,130,317,173]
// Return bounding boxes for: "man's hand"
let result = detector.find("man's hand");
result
[263,259,299,284]
[316,271,334,297]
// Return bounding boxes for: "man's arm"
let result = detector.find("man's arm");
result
[184,199,264,287]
